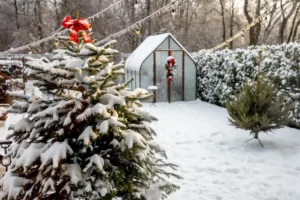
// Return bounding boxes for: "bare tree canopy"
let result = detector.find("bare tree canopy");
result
[0,0,299,53]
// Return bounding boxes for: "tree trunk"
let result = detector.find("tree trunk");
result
[34,0,44,52]
[146,0,151,35]
[53,0,61,30]
[292,20,300,41]
[219,0,226,42]
[254,132,259,139]
[287,5,300,43]
[244,0,261,46]
[278,0,298,44]
[261,2,281,44]
[230,0,235,49]
[13,0,20,29]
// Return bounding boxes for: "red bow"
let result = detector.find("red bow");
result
[62,16,90,32]
[70,30,92,44]
[169,58,175,68]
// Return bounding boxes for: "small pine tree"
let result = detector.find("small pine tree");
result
[226,76,293,143]
[0,17,179,199]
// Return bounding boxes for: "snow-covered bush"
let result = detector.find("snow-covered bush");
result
[0,33,179,199]
[195,42,300,128]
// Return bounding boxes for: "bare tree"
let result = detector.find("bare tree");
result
[0,0,299,54]
[243,0,262,46]
[229,0,235,49]
[287,4,300,43]
[278,0,298,43]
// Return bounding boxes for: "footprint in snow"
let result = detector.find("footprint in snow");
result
[176,140,194,145]
[210,132,222,137]
[224,168,240,174]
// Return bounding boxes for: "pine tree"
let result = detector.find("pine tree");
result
[0,17,179,199]
[226,76,293,144]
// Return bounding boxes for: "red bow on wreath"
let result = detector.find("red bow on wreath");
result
[62,16,90,32]
[166,57,176,82]
[70,30,92,44]
[169,57,175,68]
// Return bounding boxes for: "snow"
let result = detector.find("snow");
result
[121,129,147,149]
[40,140,73,169]
[0,171,30,199]
[78,126,98,145]
[1,100,300,199]
[0,60,22,67]
[66,164,82,184]
[83,154,105,172]
[145,100,300,200]
[99,94,126,108]
[14,142,48,172]
[145,184,162,200]
[125,33,194,71]
[148,86,158,90]
[0,107,7,118]
[63,58,84,71]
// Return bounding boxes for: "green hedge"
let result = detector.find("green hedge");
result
[194,42,300,128]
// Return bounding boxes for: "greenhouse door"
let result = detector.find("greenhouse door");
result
[154,50,183,103]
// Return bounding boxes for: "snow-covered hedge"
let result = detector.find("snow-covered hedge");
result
[195,42,300,128]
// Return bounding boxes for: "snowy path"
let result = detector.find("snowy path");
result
[145,100,300,200]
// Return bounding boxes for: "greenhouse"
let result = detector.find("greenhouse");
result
[125,33,197,103]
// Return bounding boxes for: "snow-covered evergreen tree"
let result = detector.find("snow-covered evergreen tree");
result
[0,19,179,200]
[226,76,293,143]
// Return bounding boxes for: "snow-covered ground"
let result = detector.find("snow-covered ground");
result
[145,100,300,200]
[1,100,300,200]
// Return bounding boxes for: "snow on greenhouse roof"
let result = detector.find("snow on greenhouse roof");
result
[125,33,194,71]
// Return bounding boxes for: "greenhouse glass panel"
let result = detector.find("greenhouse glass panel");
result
[184,54,197,100]
[171,51,183,102]
[155,51,169,102]
[140,54,154,91]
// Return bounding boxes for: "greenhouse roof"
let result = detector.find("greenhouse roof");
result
[125,33,194,71]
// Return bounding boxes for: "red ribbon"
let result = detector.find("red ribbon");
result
[62,16,90,32]
[70,30,92,44]
[62,16,92,44]
[169,58,175,68]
